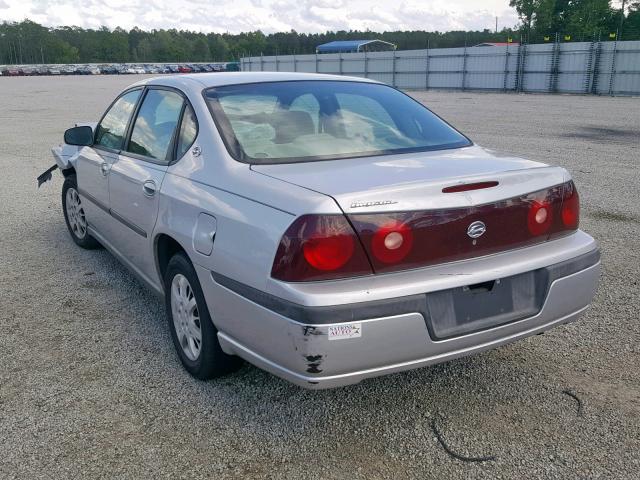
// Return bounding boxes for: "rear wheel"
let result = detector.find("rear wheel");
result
[165,252,241,379]
[62,175,100,249]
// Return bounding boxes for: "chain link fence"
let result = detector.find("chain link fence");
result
[241,40,640,96]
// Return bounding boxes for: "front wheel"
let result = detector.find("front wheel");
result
[165,252,242,379]
[62,175,100,249]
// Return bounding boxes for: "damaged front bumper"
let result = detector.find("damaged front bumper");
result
[37,144,82,187]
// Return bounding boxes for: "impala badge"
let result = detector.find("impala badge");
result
[467,221,486,239]
[350,200,398,209]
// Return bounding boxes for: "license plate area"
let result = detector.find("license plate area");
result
[425,270,548,340]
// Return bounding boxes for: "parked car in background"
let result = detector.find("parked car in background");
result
[100,65,118,75]
[2,67,22,76]
[49,72,600,389]
[119,65,137,74]
[0,62,242,78]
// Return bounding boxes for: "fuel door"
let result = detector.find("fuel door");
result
[193,213,217,256]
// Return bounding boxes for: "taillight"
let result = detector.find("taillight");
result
[271,214,373,282]
[371,221,414,264]
[561,181,580,229]
[303,233,354,271]
[349,180,580,275]
[527,200,553,236]
[272,181,580,281]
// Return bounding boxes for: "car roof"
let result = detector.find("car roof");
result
[130,71,380,91]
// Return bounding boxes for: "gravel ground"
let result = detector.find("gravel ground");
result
[0,76,638,479]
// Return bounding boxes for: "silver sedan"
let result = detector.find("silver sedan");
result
[48,72,600,389]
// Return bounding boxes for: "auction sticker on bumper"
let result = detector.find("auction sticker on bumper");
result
[328,323,362,340]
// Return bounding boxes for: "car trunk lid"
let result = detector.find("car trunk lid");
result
[257,145,576,276]
[251,145,566,213]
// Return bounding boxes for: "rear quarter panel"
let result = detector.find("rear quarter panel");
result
[155,171,296,292]
[155,170,309,340]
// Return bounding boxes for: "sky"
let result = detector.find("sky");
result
[0,0,520,33]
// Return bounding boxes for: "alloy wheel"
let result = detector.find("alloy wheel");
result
[170,273,202,361]
[65,187,87,239]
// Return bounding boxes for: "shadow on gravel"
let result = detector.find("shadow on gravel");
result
[588,209,640,224]
[559,126,639,143]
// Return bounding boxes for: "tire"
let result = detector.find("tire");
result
[165,252,242,379]
[62,175,101,249]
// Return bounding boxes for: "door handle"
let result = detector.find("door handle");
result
[142,180,157,197]
[100,163,110,176]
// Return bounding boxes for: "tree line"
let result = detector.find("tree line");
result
[510,0,640,41]
[0,0,639,65]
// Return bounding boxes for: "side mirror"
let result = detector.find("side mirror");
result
[64,126,94,146]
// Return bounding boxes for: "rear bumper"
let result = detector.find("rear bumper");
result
[196,237,600,389]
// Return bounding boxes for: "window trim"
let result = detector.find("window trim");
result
[202,80,473,165]
[92,84,198,166]
[93,87,144,154]
[171,101,199,165]
[120,85,192,166]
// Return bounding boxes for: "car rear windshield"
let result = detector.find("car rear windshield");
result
[204,81,471,164]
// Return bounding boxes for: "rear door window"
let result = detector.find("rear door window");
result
[125,89,184,162]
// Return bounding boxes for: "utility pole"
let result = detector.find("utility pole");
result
[495,16,498,34]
